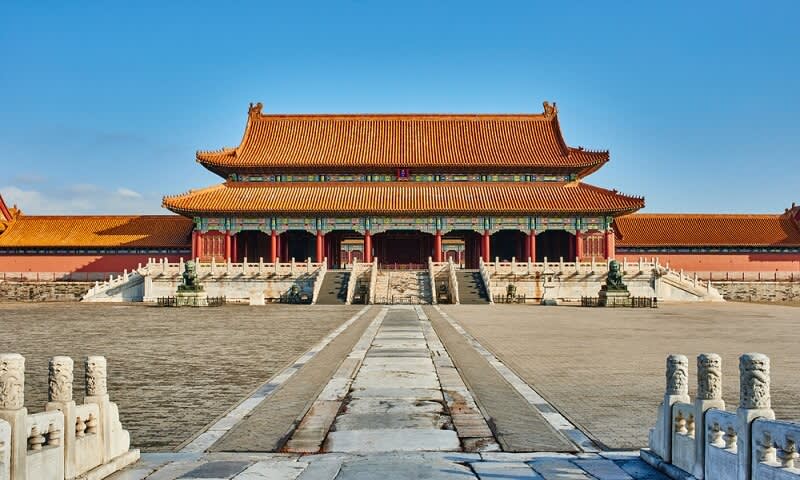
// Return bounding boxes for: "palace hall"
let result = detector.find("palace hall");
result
[161,102,643,269]
[1,101,799,277]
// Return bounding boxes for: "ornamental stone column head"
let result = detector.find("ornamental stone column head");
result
[666,354,689,396]
[48,356,74,403]
[85,356,107,397]
[0,354,25,410]
[740,353,770,409]
[697,353,722,400]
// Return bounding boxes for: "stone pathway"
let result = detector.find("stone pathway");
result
[285,305,496,453]
[108,305,668,479]
[109,451,668,479]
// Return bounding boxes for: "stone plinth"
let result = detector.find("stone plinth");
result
[176,292,208,307]
[598,289,631,307]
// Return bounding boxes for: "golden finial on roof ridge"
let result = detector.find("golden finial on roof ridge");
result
[542,101,558,117]
[248,102,264,117]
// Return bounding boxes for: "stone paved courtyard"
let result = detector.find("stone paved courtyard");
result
[2,302,798,478]
[0,303,362,451]
[441,302,800,450]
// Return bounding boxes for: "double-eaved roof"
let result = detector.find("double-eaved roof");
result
[166,101,642,218]
[196,102,608,177]
[163,181,644,217]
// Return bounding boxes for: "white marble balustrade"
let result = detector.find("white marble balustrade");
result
[0,354,139,480]
[643,352,799,480]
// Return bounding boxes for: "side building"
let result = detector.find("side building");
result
[614,207,800,276]
[0,198,191,280]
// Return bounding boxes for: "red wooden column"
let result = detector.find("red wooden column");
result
[605,229,616,259]
[364,230,372,263]
[270,230,278,263]
[482,230,491,262]
[434,230,442,262]
[191,231,198,259]
[316,230,324,263]
[529,230,537,262]
[224,231,232,262]
[575,229,584,261]
[231,233,238,262]
[197,232,204,260]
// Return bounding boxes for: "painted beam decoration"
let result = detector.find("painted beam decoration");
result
[194,216,613,235]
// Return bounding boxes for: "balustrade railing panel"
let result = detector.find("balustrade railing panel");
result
[705,409,739,480]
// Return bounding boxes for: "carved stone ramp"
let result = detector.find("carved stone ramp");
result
[208,306,381,452]
[424,306,578,452]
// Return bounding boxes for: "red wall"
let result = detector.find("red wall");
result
[0,254,185,275]
[616,252,800,273]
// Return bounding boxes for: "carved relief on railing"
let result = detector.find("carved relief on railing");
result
[25,411,64,480]
[704,409,738,480]
[671,402,696,473]
[666,354,689,396]
[698,353,723,400]
[85,356,107,397]
[47,357,72,404]
[752,418,800,476]
[0,354,24,411]
[740,353,771,410]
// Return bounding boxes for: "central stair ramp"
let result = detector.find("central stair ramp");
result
[315,270,350,304]
[373,268,432,304]
[455,269,491,304]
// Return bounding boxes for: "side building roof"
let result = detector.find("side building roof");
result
[163,181,644,217]
[614,213,800,247]
[0,215,193,248]
[196,102,609,177]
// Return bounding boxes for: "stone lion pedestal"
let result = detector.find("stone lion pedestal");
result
[175,260,209,307]
[598,259,632,307]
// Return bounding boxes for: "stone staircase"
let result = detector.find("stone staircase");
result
[455,270,490,304]
[316,270,350,304]
[373,270,432,304]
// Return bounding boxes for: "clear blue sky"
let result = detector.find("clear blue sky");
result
[1,2,797,215]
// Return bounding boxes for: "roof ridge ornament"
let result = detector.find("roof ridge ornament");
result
[248,102,264,118]
[543,101,558,118]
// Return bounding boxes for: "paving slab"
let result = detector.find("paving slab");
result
[348,386,444,401]
[615,459,671,480]
[351,372,440,390]
[178,460,251,478]
[471,461,542,479]
[324,428,461,452]
[365,347,432,357]
[333,456,476,479]
[343,398,445,415]
[233,460,308,480]
[573,458,634,480]
[333,412,451,430]
[528,458,593,479]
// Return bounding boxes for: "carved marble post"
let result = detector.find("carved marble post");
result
[694,353,724,479]
[0,354,27,480]
[737,353,774,480]
[658,354,690,462]
[84,356,111,462]
[46,356,81,479]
